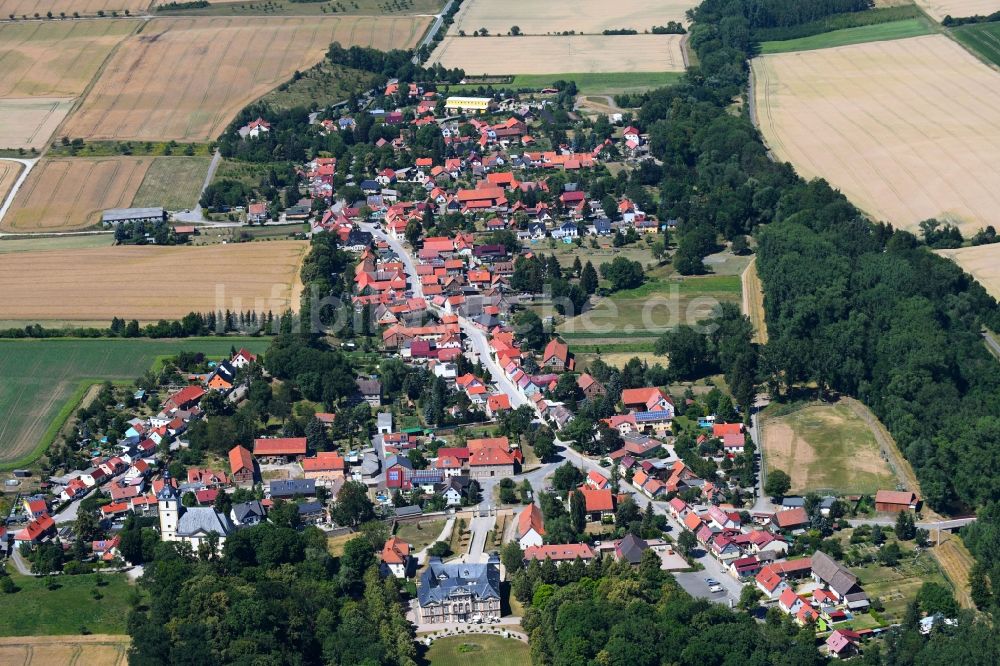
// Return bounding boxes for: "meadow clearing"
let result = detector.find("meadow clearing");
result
[0,337,271,468]
[130,156,210,211]
[753,35,1000,235]
[0,97,74,151]
[0,0,149,16]
[430,34,686,74]
[0,571,133,636]
[761,400,897,495]
[757,17,931,53]
[0,241,308,324]
[952,20,1000,66]
[0,19,136,98]
[511,72,684,95]
[914,0,1000,21]
[422,634,530,666]
[2,156,152,232]
[448,0,696,35]
[0,161,22,206]
[61,15,430,142]
[937,244,1000,300]
[741,258,768,344]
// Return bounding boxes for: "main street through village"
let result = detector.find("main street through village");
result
[362,221,746,606]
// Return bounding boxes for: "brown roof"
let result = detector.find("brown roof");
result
[524,543,594,561]
[875,490,918,505]
[774,507,808,529]
[302,452,345,472]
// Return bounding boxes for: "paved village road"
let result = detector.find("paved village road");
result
[361,220,744,605]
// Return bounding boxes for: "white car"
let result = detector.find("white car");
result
[705,578,724,593]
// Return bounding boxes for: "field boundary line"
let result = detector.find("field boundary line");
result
[0,378,97,471]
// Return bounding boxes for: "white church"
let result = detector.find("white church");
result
[157,472,234,550]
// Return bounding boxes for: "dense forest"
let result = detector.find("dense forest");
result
[127,524,416,665]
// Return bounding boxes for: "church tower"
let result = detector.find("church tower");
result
[157,471,181,542]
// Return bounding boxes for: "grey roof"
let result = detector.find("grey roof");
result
[176,506,234,538]
[231,500,266,524]
[377,412,393,429]
[356,377,382,395]
[782,497,805,508]
[269,478,316,498]
[812,550,861,597]
[394,505,422,517]
[360,452,380,475]
[298,501,324,515]
[617,534,648,564]
[102,207,165,223]
[418,555,501,607]
[385,454,413,470]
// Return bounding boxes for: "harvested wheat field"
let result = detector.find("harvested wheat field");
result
[0,635,128,666]
[914,0,1000,20]
[937,244,1000,300]
[449,0,696,35]
[0,19,136,98]
[753,35,1000,235]
[431,34,686,74]
[0,0,150,16]
[741,258,768,344]
[931,532,975,609]
[0,97,74,150]
[2,157,151,232]
[0,161,22,206]
[761,400,897,495]
[61,15,430,141]
[0,241,308,323]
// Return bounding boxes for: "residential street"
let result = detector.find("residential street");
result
[362,219,746,606]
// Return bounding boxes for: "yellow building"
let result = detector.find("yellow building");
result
[444,96,495,114]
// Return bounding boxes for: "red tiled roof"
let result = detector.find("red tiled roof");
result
[580,488,614,512]
[524,543,594,561]
[302,452,345,472]
[229,445,254,474]
[381,535,411,564]
[253,438,307,456]
[875,490,918,505]
[518,503,545,537]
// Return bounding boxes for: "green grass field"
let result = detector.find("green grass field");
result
[394,519,446,553]
[262,63,380,110]
[512,72,683,95]
[0,571,134,636]
[761,400,897,495]
[423,634,529,666]
[952,22,1000,67]
[559,269,742,337]
[851,552,950,623]
[132,156,210,211]
[0,236,113,254]
[0,337,270,469]
[759,18,932,54]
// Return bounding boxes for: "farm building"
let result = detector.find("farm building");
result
[101,207,166,226]
[875,490,920,513]
[444,96,495,114]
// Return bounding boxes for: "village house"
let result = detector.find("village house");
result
[524,543,595,565]
[517,503,545,549]
[812,550,869,610]
[542,338,574,371]
[228,445,257,485]
[302,451,346,484]
[381,535,412,578]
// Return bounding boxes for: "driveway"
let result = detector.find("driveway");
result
[464,515,496,563]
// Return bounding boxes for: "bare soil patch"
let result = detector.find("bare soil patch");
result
[430,34,686,74]
[753,35,1000,235]
[61,15,430,141]
[3,156,152,232]
[0,161,23,206]
[741,257,768,344]
[0,635,128,666]
[0,241,308,322]
[0,0,149,15]
[762,400,897,495]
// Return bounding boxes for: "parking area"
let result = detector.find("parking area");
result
[674,571,740,606]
